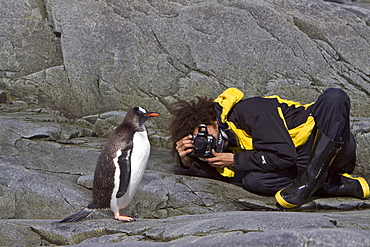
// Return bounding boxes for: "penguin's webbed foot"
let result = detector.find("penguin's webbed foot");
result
[114,212,136,222]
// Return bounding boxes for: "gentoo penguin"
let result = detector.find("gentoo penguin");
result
[60,107,159,222]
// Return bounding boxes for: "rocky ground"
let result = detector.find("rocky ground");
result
[0,106,369,246]
[1,0,370,122]
[2,210,370,246]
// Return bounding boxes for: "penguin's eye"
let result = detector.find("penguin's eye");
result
[137,107,147,115]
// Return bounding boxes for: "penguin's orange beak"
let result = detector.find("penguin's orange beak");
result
[147,112,159,117]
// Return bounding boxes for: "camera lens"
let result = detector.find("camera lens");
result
[193,138,206,150]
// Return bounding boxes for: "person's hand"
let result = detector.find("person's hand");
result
[175,135,194,168]
[205,150,234,168]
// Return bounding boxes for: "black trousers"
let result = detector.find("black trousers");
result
[232,88,356,196]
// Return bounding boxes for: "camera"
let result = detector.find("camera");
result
[187,124,218,158]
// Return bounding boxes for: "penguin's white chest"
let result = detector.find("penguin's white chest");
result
[111,130,150,212]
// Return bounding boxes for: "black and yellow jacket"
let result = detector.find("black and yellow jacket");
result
[180,88,315,180]
[214,88,315,178]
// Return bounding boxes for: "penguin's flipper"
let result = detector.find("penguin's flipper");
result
[59,208,93,223]
[116,147,132,198]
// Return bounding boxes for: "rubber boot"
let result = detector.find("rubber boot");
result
[275,129,343,209]
[316,173,370,199]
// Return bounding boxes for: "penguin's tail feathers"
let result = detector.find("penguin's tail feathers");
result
[59,204,95,223]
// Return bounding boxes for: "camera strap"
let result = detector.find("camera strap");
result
[215,130,225,153]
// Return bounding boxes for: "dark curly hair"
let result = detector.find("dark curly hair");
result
[168,97,217,160]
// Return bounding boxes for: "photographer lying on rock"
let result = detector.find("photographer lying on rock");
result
[169,88,369,209]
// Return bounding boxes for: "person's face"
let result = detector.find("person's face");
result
[192,122,218,138]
